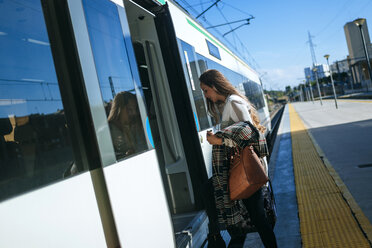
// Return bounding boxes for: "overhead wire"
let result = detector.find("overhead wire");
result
[203,1,261,70]
[215,2,264,72]
[190,0,214,7]
[198,0,204,11]
[215,2,274,84]
[216,2,257,67]
[178,0,281,87]
[215,4,238,50]
[354,0,372,18]
[179,0,256,68]
[314,0,371,53]
[314,0,352,37]
[220,1,254,17]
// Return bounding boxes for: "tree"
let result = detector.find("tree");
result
[285,85,292,94]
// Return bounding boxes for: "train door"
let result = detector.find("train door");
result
[177,40,215,179]
[0,0,108,247]
[0,0,180,247]
[124,0,211,246]
[124,3,195,215]
[65,0,178,247]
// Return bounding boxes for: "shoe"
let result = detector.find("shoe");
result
[207,233,226,248]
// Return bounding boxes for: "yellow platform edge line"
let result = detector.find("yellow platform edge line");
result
[289,103,372,244]
[324,99,372,103]
[306,121,372,243]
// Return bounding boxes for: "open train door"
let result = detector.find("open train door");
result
[62,0,178,247]
[125,0,211,246]
[41,0,180,247]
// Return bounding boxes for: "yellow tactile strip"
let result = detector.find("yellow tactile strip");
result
[327,99,372,103]
[288,104,372,248]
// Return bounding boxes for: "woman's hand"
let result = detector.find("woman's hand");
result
[206,130,223,145]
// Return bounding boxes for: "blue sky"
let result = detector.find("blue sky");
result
[177,0,372,90]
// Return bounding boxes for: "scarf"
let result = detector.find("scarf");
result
[212,121,269,228]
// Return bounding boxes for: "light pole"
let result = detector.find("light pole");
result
[324,54,338,109]
[299,84,304,101]
[353,18,371,92]
[347,55,354,91]
[307,75,314,103]
[303,80,310,101]
[313,67,323,105]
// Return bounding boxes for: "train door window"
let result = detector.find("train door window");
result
[0,0,83,201]
[82,0,148,161]
[196,53,207,74]
[179,40,210,130]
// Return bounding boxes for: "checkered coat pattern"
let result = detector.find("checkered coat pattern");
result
[212,121,269,228]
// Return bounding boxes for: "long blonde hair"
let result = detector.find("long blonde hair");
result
[108,91,138,151]
[199,69,266,133]
[108,91,136,124]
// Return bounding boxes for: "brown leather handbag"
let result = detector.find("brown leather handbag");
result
[229,146,268,200]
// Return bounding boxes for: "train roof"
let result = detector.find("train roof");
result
[124,0,260,82]
[166,0,260,82]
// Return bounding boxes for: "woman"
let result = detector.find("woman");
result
[108,91,147,159]
[199,69,277,248]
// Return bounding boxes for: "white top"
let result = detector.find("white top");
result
[218,94,252,147]
[218,94,268,177]
[220,94,252,129]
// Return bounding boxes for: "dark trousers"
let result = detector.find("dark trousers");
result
[203,180,277,248]
[240,188,277,248]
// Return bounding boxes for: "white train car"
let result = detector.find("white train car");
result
[167,1,271,181]
[0,0,270,247]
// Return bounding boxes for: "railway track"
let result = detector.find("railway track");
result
[267,104,285,162]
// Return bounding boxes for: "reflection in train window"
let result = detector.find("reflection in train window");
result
[196,54,208,75]
[82,0,147,161]
[242,78,265,110]
[0,0,79,201]
[180,40,210,130]
[196,53,266,113]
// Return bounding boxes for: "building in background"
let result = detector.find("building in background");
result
[330,59,349,74]
[304,64,330,81]
[329,59,353,85]
[344,18,372,88]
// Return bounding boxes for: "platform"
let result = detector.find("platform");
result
[244,100,372,248]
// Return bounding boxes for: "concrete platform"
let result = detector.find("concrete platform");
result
[244,105,301,248]
[243,100,372,247]
[293,100,372,225]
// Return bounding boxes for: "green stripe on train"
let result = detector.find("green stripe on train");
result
[186,18,234,58]
[156,0,166,4]
[185,18,255,74]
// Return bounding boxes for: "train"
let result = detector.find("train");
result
[0,0,270,247]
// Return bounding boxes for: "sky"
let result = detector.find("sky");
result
[176,0,372,90]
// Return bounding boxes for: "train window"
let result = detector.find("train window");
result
[242,79,265,109]
[82,0,148,161]
[0,0,80,201]
[197,53,265,111]
[196,54,207,75]
[195,54,219,125]
[206,39,221,60]
[180,41,210,130]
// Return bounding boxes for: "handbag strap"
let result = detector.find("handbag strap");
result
[267,179,276,205]
[245,121,264,157]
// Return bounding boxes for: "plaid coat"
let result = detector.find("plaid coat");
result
[212,121,269,228]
